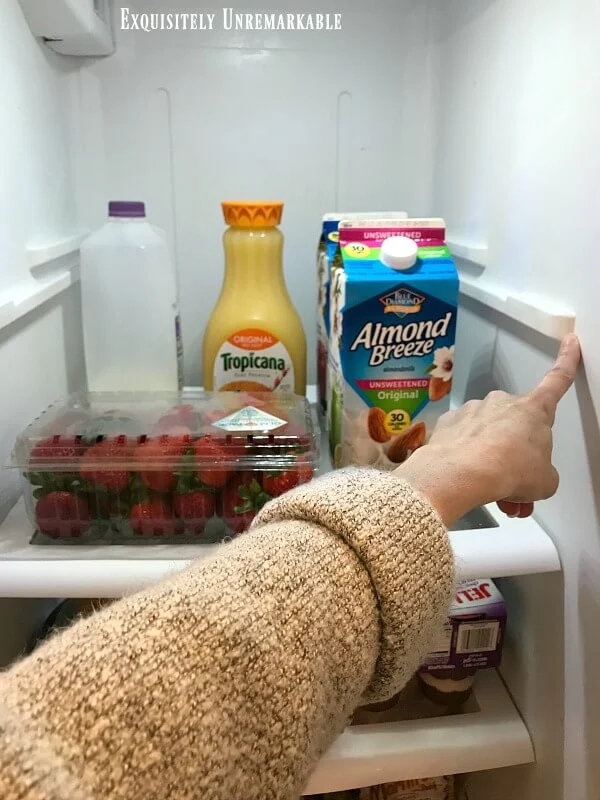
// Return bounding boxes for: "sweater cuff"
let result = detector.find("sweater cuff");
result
[254,468,455,702]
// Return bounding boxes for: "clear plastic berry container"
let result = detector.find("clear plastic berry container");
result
[10,391,319,545]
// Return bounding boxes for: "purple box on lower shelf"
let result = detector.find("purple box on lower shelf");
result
[420,579,506,673]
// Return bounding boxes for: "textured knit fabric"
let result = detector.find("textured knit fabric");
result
[0,468,454,800]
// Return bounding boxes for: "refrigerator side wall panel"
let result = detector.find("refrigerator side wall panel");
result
[437,2,600,799]
[0,1,80,285]
[0,2,86,523]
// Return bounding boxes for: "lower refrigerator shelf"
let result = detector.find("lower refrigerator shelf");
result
[303,669,534,795]
[0,494,559,596]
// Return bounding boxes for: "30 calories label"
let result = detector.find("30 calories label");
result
[384,408,411,434]
[343,242,372,259]
[213,328,294,392]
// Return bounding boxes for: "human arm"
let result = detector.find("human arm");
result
[0,471,454,800]
[0,334,580,800]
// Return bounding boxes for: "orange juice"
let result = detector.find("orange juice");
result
[203,202,306,394]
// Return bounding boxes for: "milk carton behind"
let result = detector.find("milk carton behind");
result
[328,221,458,469]
[316,212,408,415]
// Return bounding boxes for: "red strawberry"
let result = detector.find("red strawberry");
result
[130,498,181,537]
[30,435,85,467]
[262,470,300,498]
[135,434,191,493]
[221,473,271,534]
[212,433,249,459]
[295,455,315,485]
[29,435,85,491]
[35,491,91,538]
[194,436,235,488]
[157,404,198,433]
[262,456,315,498]
[174,491,216,535]
[80,436,134,491]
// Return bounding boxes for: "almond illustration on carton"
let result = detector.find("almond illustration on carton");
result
[387,421,427,464]
[429,377,452,402]
[367,407,391,443]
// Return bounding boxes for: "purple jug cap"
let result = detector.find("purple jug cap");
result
[108,201,146,218]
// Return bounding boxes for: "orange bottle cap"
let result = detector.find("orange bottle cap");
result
[221,201,284,228]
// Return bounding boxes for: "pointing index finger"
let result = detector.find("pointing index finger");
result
[529,333,580,420]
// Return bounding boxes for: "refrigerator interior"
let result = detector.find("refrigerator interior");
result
[1,0,599,798]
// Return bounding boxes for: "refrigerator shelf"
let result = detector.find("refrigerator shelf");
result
[0,266,80,333]
[457,275,576,341]
[0,495,559,597]
[0,387,560,597]
[303,669,534,794]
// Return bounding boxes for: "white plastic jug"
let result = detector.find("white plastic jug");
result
[80,201,183,392]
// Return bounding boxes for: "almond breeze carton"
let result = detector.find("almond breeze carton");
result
[316,212,407,416]
[328,219,458,469]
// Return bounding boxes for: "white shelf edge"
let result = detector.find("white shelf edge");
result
[0,483,560,600]
[451,502,560,579]
[446,238,576,340]
[0,266,80,333]
[447,238,489,268]
[26,232,87,269]
[303,669,534,794]
[459,273,576,341]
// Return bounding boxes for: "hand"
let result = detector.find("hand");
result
[395,333,581,525]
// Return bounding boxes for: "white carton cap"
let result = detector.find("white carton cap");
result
[379,236,419,271]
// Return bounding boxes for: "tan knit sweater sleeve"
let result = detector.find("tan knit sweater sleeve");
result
[0,469,454,800]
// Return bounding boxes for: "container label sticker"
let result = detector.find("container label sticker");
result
[212,406,287,433]
[212,328,294,392]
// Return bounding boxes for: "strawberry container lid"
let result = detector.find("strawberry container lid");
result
[10,391,319,472]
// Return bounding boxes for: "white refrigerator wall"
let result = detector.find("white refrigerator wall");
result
[72,0,440,386]
[0,2,85,662]
[435,2,600,800]
[0,2,86,521]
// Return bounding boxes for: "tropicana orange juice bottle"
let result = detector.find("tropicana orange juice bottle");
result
[203,201,307,395]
